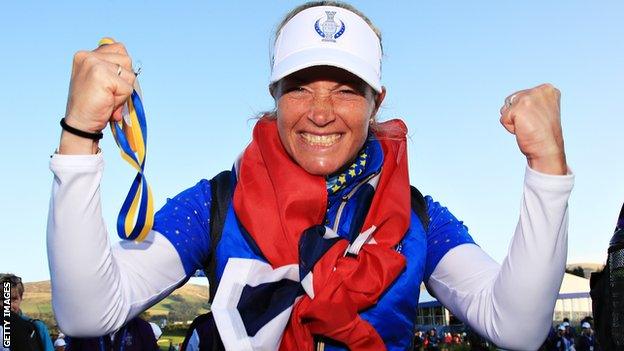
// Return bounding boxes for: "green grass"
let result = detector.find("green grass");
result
[158,335,185,350]
[158,329,188,350]
[19,280,210,330]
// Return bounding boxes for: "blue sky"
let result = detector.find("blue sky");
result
[1,1,622,282]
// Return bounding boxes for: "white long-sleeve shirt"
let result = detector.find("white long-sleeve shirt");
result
[47,152,573,350]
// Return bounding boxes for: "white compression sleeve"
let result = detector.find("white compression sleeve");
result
[427,166,574,350]
[47,153,188,337]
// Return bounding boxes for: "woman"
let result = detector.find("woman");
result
[47,2,573,350]
[0,274,55,351]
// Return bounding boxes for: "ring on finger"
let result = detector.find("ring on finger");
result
[505,93,518,108]
[116,64,122,77]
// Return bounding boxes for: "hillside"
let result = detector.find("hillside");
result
[566,262,605,279]
[20,280,210,329]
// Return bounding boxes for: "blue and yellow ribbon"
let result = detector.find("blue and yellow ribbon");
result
[99,37,154,242]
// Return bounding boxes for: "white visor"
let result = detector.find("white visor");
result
[270,6,382,93]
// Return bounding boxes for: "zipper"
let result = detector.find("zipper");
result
[395,241,403,253]
[332,172,378,233]
[316,340,325,351]
[318,172,379,350]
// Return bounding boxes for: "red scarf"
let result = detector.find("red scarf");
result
[233,118,411,350]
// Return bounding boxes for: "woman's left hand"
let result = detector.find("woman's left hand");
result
[500,83,567,175]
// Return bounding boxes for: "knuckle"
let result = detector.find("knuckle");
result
[73,50,89,64]
[509,93,523,106]
[124,83,134,95]
[519,97,532,107]
[124,73,136,89]
[539,83,561,100]
[553,87,561,97]
[540,83,557,93]
[82,54,100,68]
[123,56,133,71]
[113,42,128,54]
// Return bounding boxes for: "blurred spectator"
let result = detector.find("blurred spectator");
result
[465,329,490,351]
[65,335,112,350]
[112,317,160,350]
[540,326,558,351]
[54,333,66,351]
[562,318,576,340]
[452,333,462,344]
[1,273,54,351]
[555,324,573,351]
[53,338,66,351]
[180,313,222,350]
[425,328,441,351]
[576,322,595,351]
[65,317,158,351]
[580,316,593,328]
[413,330,424,350]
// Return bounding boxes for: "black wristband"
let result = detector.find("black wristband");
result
[60,118,103,140]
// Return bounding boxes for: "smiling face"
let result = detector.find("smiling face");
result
[272,66,385,176]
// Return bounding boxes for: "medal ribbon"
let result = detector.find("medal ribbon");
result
[99,37,154,242]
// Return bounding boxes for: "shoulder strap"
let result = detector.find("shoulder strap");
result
[181,313,224,351]
[181,314,206,351]
[206,170,233,302]
[204,173,428,299]
[410,185,429,232]
[28,318,45,351]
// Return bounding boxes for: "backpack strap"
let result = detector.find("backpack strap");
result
[180,313,225,351]
[206,170,233,302]
[410,185,429,232]
[28,318,46,351]
[204,173,428,299]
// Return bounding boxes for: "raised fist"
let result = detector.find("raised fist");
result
[64,41,135,134]
[500,83,567,175]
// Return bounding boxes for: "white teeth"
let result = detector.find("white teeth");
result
[301,133,341,146]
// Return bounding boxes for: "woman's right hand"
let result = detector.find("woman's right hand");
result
[59,41,136,154]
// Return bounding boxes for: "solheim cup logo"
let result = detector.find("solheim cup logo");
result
[315,11,346,42]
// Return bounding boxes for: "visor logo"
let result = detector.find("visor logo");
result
[315,11,345,42]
